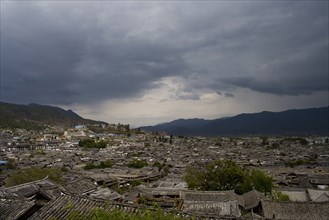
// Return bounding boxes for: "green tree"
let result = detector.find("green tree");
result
[162,164,170,176]
[84,159,113,170]
[131,179,142,187]
[185,160,245,191]
[285,159,314,167]
[127,159,148,169]
[102,159,113,168]
[184,166,205,190]
[79,139,94,147]
[204,160,245,191]
[79,139,108,149]
[184,160,273,195]
[299,138,308,145]
[261,137,268,146]
[250,169,273,195]
[153,161,163,171]
[236,171,253,195]
[270,142,280,149]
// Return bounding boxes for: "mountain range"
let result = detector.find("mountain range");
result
[141,107,329,136]
[1,101,328,135]
[0,102,107,130]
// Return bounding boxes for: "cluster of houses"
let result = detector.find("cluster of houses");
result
[0,126,329,219]
[0,176,329,219]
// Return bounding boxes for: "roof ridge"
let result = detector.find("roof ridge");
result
[262,199,329,204]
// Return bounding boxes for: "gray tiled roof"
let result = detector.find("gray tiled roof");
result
[88,188,123,201]
[0,198,36,220]
[29,194,108,220]
[181,190,244,206]
[59,178,97,195]
[261,200,329,220]
[0,177,56,199]
[242,190,265,210]
[29,193,242,220]
[182,200,241,217]
[307,189,329,202]
[280,189,308,202]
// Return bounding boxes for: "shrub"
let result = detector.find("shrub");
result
[128,159,148,169]
[79,139,108,148]
[5,167,62,187]
[272,191,290,201]
[84,160,113,170]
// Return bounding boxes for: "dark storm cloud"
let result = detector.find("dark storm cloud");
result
[224,92,234,98]
[1,2,189,104]
[180,1,328,97]
[1,1,328,105]
[215,2,329,96]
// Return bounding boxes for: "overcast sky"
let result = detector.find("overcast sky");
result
[1,1,328,126]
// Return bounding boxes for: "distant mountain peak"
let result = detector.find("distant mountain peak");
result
[0,102,108,130]
[28,103,39,106]
[141,107,329,136]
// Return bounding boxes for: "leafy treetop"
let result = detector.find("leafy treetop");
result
[184,159,273,195]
